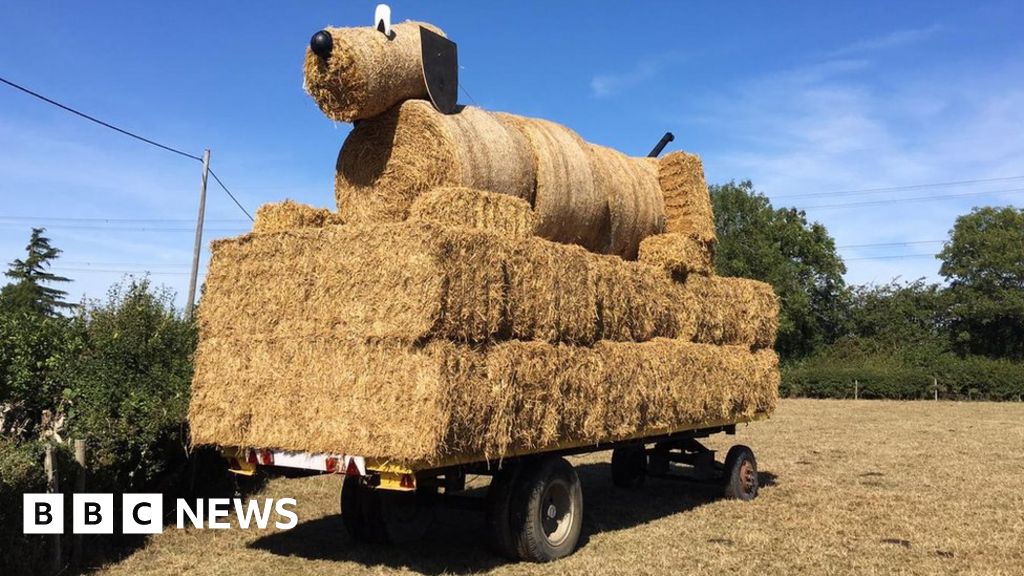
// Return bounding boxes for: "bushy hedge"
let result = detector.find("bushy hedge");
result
[63,279,195,492]
[0,311,77,433]
[1,278,198,575]
[0,439,53,576]
[783,352,1024,400]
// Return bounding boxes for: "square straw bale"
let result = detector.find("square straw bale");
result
[658,151,716,244]
[199,222,508,343]
[190,336,779,467]
[686,275,779,349]
[505,239,599,344]
[252,200,343,233]
[638,232,715,279]
[409,186,536,239]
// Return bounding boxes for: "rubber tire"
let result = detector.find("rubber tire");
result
[510,457,584,562]
[611,445,647,488]
[358,485,389,543]
[484,466,520,559]
[342,476,434,544]
[341,476,380,542]
[379,490,435,544]
[647,449,670,477]
[722,445,758,501]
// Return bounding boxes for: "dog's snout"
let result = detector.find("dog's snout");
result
[310,30,333,59]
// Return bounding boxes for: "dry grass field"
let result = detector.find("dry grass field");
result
[96,399,1024,576]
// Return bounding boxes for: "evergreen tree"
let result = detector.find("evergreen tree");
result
[0,227,75,316]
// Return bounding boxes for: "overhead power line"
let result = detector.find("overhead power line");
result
[0,75,254,220]
[844,254,937,261]
[836,239,945,249]
[774,175,1024,200]
[802,187,1024,210]
[61,260,191,268]
[209,169,254,222]
[0,223,246,233]
[0,76,202,162]
[53,267,195,277]
[459,83,479,107]
[0,216,246,223]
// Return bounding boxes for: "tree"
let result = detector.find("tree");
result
[64,277,196,490]
[938,206,1024,359]
[845,280,948,353]
[0,228,75,316]
[711,181,848,359]
[0,310,78,437]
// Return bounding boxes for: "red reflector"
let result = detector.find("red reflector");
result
[400,474,416,489]
[345,458,361,477]
[246,450,258,464]
[325,457,339,474]
[258,449,273,466]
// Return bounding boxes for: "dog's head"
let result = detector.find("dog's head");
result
[304,10,455,122]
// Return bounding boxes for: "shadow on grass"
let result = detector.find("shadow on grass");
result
[72,448,270,576]
[249,462,778,575]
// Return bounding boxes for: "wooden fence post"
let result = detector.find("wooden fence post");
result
[44,443,62,575]
[72,439,87,568]
[854,380,858,400]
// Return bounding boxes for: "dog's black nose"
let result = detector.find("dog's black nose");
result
[310,30,333,59]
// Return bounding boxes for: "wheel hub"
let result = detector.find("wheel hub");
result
[540,479,574,546]
[739,460,756,493]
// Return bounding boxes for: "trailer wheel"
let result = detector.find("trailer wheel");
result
[341,477,434,544]
[378,490,435,544]
[484,466,520,559]
[510,456,583,562]
[341,476,384,543]
[722,445,758,501]
[611,445,647,488]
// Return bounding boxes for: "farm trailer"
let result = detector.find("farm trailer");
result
[221,416,762,562]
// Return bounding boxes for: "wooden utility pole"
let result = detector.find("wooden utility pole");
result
[72,440,86,568]
[185,149,211,320]
[44,444,61,575]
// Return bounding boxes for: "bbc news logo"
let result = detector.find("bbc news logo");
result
[24,494,298,534]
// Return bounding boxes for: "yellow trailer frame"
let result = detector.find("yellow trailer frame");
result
[221,412,768,562]
[223,412,765,491]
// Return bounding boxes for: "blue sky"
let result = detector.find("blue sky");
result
[1,1,1022,308]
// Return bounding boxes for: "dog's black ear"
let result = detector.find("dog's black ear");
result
[420,27,459,114]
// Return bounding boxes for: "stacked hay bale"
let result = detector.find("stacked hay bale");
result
[191,197,779,465]
[189,20,779,468]
[252,200,344,233]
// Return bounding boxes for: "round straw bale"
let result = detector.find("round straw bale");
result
[252,200,344,233]
[495,114,607,252]
[409,187,536,238]
[658,151,716,244]
[303,21,444,122]
[336,100,535,222]
[588,144,666,259]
